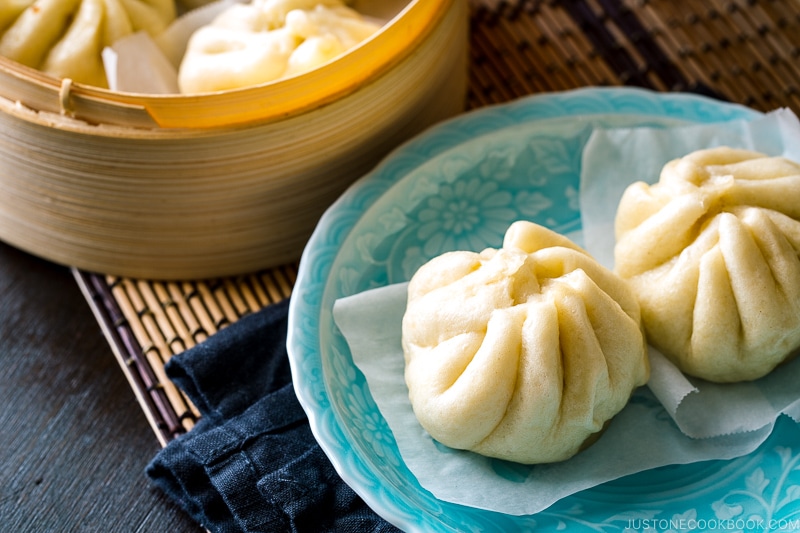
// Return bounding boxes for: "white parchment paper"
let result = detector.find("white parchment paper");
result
[333,285,790,515]
[103,32,180,94]
[331,109,800,515]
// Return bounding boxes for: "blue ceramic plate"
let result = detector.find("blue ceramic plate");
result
[287,87,800,532]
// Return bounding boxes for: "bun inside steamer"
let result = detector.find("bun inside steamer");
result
[177,0,380,94]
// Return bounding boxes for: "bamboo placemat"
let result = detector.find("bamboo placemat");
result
[75,0,800,447]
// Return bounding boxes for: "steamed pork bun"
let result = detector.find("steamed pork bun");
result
[614,147,800,383]
[0,0,176,88]
[178,0,380,94]
[401,221,650,464]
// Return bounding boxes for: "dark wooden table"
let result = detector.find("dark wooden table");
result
[0,241,199,532]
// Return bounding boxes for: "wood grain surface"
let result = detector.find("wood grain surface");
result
[0,241,199,532]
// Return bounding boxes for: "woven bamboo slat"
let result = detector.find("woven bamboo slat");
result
[77,0,800,446]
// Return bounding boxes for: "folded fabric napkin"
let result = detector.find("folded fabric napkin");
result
[146,298,399,533]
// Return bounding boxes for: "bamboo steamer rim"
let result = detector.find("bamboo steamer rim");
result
[0,0,453,130]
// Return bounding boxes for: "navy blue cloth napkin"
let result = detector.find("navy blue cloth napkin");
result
[146,298,400,533]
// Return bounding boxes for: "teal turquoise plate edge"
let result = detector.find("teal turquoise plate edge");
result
[286,87,800,532]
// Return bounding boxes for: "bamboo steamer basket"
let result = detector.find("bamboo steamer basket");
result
[0,0,469,280]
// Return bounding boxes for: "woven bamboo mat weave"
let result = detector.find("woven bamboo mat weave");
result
[76,0,800,447]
